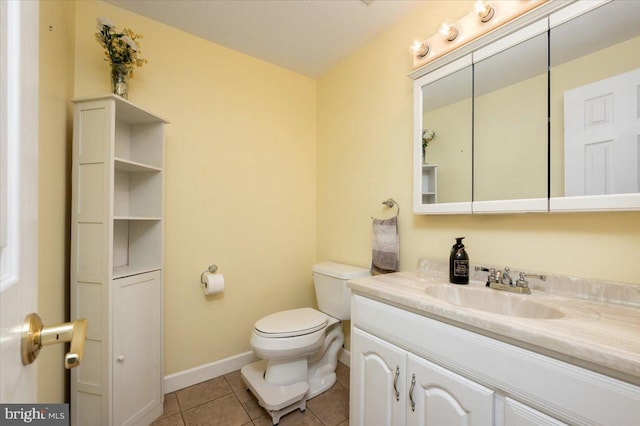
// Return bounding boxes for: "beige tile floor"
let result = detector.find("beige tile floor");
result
[151,363,350,426]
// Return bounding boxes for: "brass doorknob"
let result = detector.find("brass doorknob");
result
[21,313,87,369]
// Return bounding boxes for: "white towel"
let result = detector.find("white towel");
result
[371,216,399,275]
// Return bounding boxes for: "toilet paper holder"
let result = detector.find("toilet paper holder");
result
[200,264,219,284]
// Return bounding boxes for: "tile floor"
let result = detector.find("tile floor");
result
[151,362,350,426]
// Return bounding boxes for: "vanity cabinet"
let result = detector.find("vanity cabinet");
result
[70,95,167,425]
[350,294,639,426]
[351,328,406,425]
[352,327,494,426]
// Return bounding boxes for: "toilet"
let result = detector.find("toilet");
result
[241,261,370,425]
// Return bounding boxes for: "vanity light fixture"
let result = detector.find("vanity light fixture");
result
[439,21,459,42]
[410,0,548,71]
[475,1,495,23]
[411,40,430,58]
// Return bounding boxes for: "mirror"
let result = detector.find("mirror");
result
[412,0,640,214]
[421,64,472,206]
[473,30,548,208]
[550,0,640,208]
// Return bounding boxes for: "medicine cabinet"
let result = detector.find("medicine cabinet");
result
[411,0,640,214]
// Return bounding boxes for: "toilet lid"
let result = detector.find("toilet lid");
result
[254,308,328,338]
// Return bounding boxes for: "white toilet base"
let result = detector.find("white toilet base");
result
[241,360,308,425]
[307,371,337,400]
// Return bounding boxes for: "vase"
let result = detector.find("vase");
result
[422,147,427,164]
[110,63,130,99]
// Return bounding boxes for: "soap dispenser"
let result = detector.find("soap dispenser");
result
[449,237,469,285]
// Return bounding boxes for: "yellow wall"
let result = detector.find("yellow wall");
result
[423,97,472,203]
[317,0,640,287]
[475,73,547,201]
[38,0,75,402]
[73,1,317,376]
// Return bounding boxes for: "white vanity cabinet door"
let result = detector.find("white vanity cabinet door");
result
[503,397,568,426]
[112,270,163,426]
[407,353,494,426]
[351,327,407,426]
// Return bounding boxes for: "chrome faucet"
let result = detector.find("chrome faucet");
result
[475,266,545,295]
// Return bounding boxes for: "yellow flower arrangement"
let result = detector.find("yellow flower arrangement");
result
[95,16,147,78]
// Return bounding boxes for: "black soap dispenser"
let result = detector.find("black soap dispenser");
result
[449,237,469,285]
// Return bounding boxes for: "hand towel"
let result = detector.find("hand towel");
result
[371,216,399,275]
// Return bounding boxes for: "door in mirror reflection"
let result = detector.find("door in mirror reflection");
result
[564,69,640,196]
[550,0,640,200]
[473,32,548,203]
[421,65,472,204]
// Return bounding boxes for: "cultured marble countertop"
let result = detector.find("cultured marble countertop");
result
[347,267,640,385]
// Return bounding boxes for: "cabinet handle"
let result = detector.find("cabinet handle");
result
[409,373,416,412]
[117,355,125,362]
[393,365,400,401]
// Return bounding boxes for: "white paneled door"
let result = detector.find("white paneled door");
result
[564,68,640,196]
[0,0,39,402]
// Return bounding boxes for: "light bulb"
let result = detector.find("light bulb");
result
[474,1,495,23]
[439,21,459,42]
[411,40,430,58]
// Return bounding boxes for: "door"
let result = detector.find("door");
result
[564,68,640,196]
[407,353,494,426]
[112,271,162,425]
[351,327,406,426]
[0,0,39,403]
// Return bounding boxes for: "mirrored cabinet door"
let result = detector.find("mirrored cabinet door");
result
[549,0,640,211]
[472,21,549,213]
[414,56,473,214]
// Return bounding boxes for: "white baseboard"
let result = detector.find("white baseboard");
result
[164,351,257,394]
[338,347,350,367]
[164,348,352,394]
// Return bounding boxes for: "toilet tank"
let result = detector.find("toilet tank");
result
[312,262,370,320]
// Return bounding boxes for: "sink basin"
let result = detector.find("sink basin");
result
[424,285,565,319]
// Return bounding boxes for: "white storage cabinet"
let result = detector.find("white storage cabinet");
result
[70,95,167,425]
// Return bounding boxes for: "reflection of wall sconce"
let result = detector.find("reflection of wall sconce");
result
[475,1,495,23]
[411,40,430,57]
[439,21,459,42]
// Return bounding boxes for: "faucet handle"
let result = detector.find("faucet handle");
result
[516,272,546,288]
[501,267,513,286]
[475,266,497,286]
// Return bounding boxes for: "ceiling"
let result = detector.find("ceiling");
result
[106,0,425,78]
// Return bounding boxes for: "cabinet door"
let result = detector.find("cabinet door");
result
[504,397,568,426]
[351,328,406,426]
[113,271,162,425]
[407,353,494,426]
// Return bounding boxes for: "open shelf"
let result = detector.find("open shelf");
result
[421,164,438,204]
[115,157,162,173]
[114,168,162,218]
[113,265,162,280]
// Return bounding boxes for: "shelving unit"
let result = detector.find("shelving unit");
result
[70,95,167,425]
[421,164,438,204]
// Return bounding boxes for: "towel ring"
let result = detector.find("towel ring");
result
[381,198,399,217]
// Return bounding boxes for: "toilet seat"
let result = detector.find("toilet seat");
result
[254,308,328,338]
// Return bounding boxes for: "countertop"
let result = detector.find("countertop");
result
[347,267,640,385]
